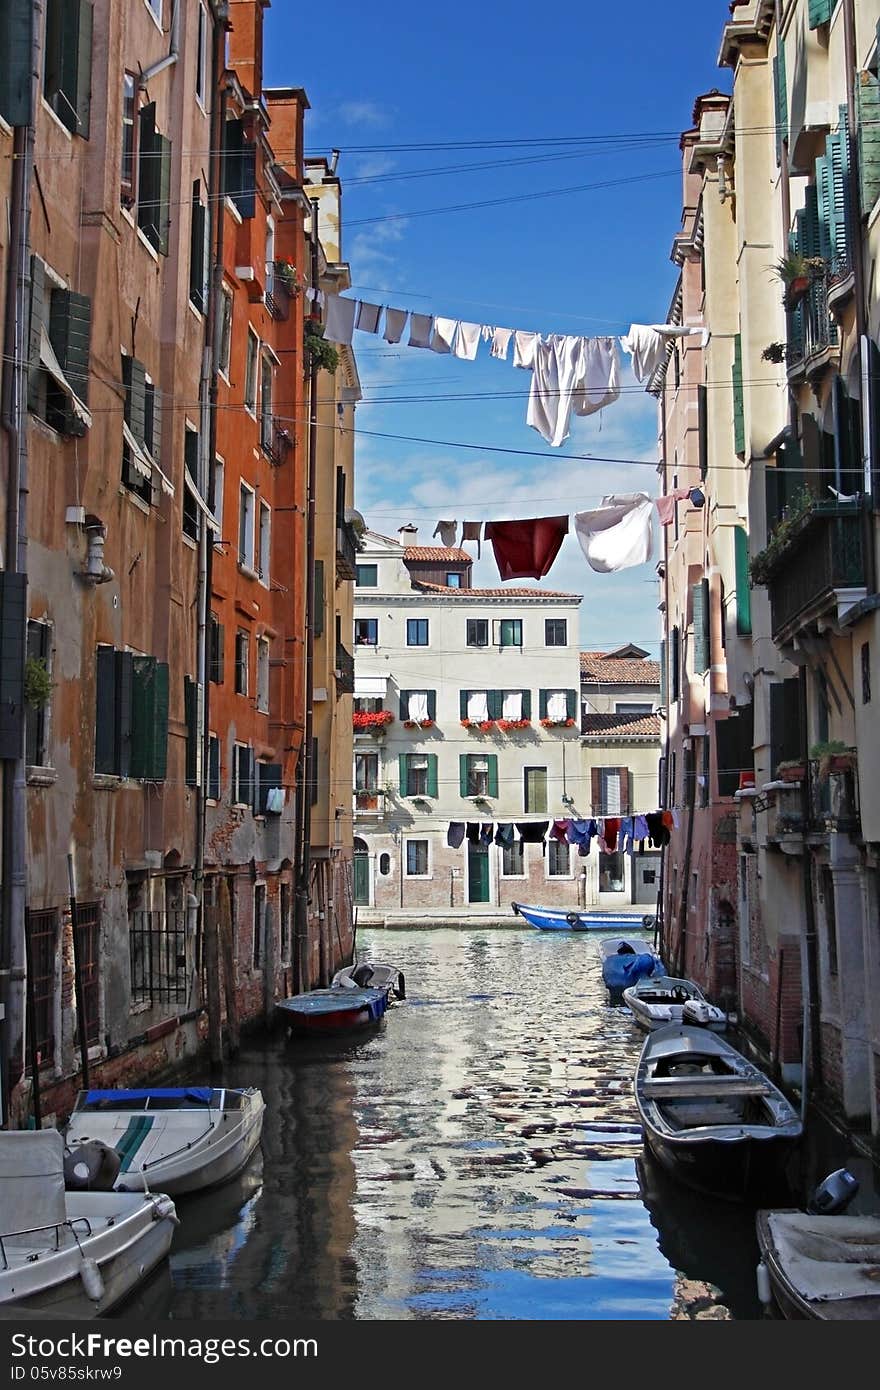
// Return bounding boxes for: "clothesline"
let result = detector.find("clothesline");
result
[446,810,681,855]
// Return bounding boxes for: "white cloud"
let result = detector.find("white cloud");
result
[336,100,392,128]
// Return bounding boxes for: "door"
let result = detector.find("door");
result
[353,838,370,906]
[633,852,661,905]
[468,842,490,903]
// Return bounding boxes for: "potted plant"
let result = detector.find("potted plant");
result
[478,720,495,733]
[761,342,786,364]
[810,740,853,783]
[419,718,434,729]
[776,758,806,784]
[770,254,825,310]
[274,257,301,295]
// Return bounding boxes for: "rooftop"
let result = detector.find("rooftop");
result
[582,712,661,738]
[404,547,472,563]
[413,582,581,598]
[580,649,660,684]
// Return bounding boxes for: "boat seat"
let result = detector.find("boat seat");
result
[114,1115,155,1172]
[641,1076,770,1099]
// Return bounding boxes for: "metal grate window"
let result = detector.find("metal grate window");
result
[128,910,189,1006]
[75,901,102,1045]
[27,908,58,1066]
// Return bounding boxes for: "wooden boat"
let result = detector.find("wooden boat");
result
[623,974,727,1032]
[512,901,656,932]
[0,1131,178,1318]
[63,1086,265,1197]
[599,937,663,1004]
[276,985,391,1034]
[633,1023,802,1203]
[756,1210,880,1319]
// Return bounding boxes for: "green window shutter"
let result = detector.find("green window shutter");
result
[123,356,147,444]
[857,68,880,215]
[732,334,745,455]
[460,690,469,719]
[48,290,91,434]
[184,676,198,786]
[773,43,787,166]
[399,753,409,796]
[426,754,438,798]
[313,561,324,637]
[828,111,851,267]
[94,646,117,774]
[521,690,531,720]
[137,103,157,240]
[488,690,502,720]
[734,527,752,636]
[670,626,680,701]
[692,579,710,674]
[0,0,34,125]
[130,657,169,780]
[208,738,220,801]
[189,193,207,310]
[659,638,667,708]
[115,650,132,779]
[698,383,708,479]
[487,755,499,798]
[147,382,162,465]
[156,134,172,257]
[808,0,836,28]
[27,256,45,413]
[816,155,833,264]
[565,690,577,721]
[74,0,92,139]
[460,754,469,797]
[399,690,409,720]
[538,689,548,719]
[427,691,436,720]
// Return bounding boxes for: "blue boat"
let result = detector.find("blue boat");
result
[275,986,391,1034]
[511,901,656,932]
[600,938,664,1003]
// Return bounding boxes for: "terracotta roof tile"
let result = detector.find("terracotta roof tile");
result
[582,712,661,738]
[413,582,581,598]
[404,547,472,562]
[580,650,660,684]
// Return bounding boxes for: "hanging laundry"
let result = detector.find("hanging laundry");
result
[566,819,595,853]
[689,487,706,508]
[671,809,681,829]
[620,324,708,383]
[453,322,481,361]
[384,307,408,344]
[447,822,466,849]
[430,317,458,353]
[408,691,429,722]
[550,819,570,842]
[494,823,515,847]
[602,817,621,852]
[517,821,549,843]
[480,823,495,845]
[466,823,481,844]
[661,810,675,832]
[501,691,523,720]
[574,493,654,574]
[433,520,458,547]
[409,313,434,349]
[491,327,514,361]
[633,814,650,842]
[526,336,620,447]
[461,521,483,557]
[323,295,357,346]
[355,302,382,334]
[484,515,568,582]
[573,336,621,418]
[655,487,690,525]
[513,331,539,370]
[645,812,669,848]
[619,817,635,854]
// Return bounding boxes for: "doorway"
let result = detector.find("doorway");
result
[468,842,490,903]
[353,837,370,906]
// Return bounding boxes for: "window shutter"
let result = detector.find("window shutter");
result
[0,573,25,761]
[189,195,207,310]
[137,103,157,239]
[147,382,162,465]
[208,738,220,801]
[522,690,531,720]
[460,690,469,720]
[123,356,147,444]
[130,656,169,780]
[27,256,45,413]
[670,626,680,701]
[115,650,132,779]
[94,646,116,773]
[184,676,198,786]
[770,678,803,770]
[426,754,438,798]
[591,766,601,812]
[210,617,224,684]
[0,0,34,126]
[732,333,745,455]
[565,690,577,721]
[659,637,667,707]
[399,753,409,796]
[48,290,91,433]
[488,690,501,720]
[156,134,172,257]
[786,226,806,363]
[427,691,436,720]
[827,110,851,267]
[257,762,282,814]
[692,579,710,674]
[816,155,833,264]
[619,768,631,815]
[716,705,754,796]
[538,689,548,719]
[460,755,469,797]
[399,690,409,720]
[74,0,92,139]
[808,0,836,28]
[487,754,498,798]
[734,527,752,636]
[698,383,708,479]
[313,560,324,637]
[858,65,880,217]
[869,339,880,505]
[773,44,787,165]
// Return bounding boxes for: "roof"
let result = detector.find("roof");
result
[404,547,472,563]
[580,650,660,684]
[413,582,581,598]
[582,713,662,738]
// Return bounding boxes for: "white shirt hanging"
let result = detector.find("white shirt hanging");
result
[453,322,481,360]
[574,493,654,573]
[323,295,357,345]
[491,327,513,361]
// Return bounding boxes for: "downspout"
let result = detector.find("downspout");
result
[799,666,822,1109]
[0,1,37,1124]
[657,384,673,962]
[140,0,181,85]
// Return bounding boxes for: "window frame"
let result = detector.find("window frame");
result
[195,1,208,106]
[210,454,224,547]
[523,765,548,815]
[406,617,429,647]
[256,636,270,713]
[218,287,233,379]
[355,617,378,647]
[599,850,627,893]
[244,329,259,416]
[465,753,490,798]
[260,352,274,454]
[495,617,523,648]
[466,618,489,648]
[547,839,572,878]
[232,741,253,807]
[404,838,430,878]
[182,424,200,541]
[445,571,462,588]
[238,480,256,571]
[252,882,265,971]
[258,499,271,585]
[356,564,378,588]
[544,618,567,647]
[501,841,526,878]
[26,619,53,769]
[120,71,139,208]
[234,629,249,697]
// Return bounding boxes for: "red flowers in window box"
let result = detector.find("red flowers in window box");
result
[420,718,435,728]
[540,716,575,728]
[478,720,496,732]
[496,718,531,732]
[352,709,394,730]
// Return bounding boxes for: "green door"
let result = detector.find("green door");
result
[353,841,370,906]
[468,842,490,903]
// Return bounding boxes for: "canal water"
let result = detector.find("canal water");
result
[118,927,876,1321]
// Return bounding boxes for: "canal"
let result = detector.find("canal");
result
[120,927,876,1321]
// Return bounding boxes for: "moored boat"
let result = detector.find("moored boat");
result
[633,1023,802,1203]
[512,901,655,932]
[623,974,727,1032]
[599,937,663,1004]
[755,1209,880,1319]
[276,985,391,1034]
[331,960,406,998]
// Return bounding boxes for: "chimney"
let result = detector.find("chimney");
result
[398,524,418,548]
[227,0,268,100]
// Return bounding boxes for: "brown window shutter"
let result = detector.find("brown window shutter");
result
[590,766,600,812]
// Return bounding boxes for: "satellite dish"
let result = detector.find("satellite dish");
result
[345,507,366,534]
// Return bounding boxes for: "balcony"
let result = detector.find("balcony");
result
[264,261,298,321]
[354,788,385,818]
[809,756,860,835]
[757,501,867,643]
[335,641,355,693]
[786,273,838,379]
[336,519,359,580]
[260,417,292,466]
[760,781,806,855]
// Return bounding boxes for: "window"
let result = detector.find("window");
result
[223,116,256,219]
[355,618,378,646]
[524,766,548,814]
[121,72,138,205]
[252,884,265,971]
[26,620,52,767]
[501,842,525,877]
[356,564,378,587]
[189,181,209,312]
[405,840,429,876]
[137,102,171,255]
[184,676,199,786]
[233,743,254,806]
[239,482,255,569]
[210,456,224,543]
[183,426,200,540]
[218,288,232,378]
[379,853,391,875]
[545,618,567,646]
[280,882,291,965]
[94,646,169,780]
[466,755,489,797]
[446,572,462,588]
[209,614,224,684]
[256,637,270,713]
[466,619,488,647]
[43,0,93,137]
[599,852,626,893]
[548,840,570,877]
[258,500,271,583]
[74,900,101,1046]
[355,751,379,790]
[260,353,274,454]
[244,330,258,415]
[207,734,220,801]
[234,630,249,696]
[494,618,522,647]
[27,908,58,1067]
[195,1,208,103]
[354,697,383,715]
[539,689,576,722]
[121,355,157,502]
[822,868,838,976]
[615,702,653,715]
[400,752,437,798]
[145,0,162,17]
[407,618,429,647]
[592,766,629,815]
[27,258,92,438]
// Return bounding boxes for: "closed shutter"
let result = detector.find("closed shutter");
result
[770,678,804,771]
[857,65,880,216]
[591,767,601,813]
[833,375,862,494]
[130,657,169,780]
[94,645,116,774]
[313,561,324,637]
[565,690,577,721]
[487,755,499,798]
[156,134,172,257]
[734,527,751,636]
[773,43,787,165]
[670,626,680,701]
[137,103,157,241]
[73,0,92,139]
[427,691,437,720]
[123,356,147,444]
[257,763,282,815]
[115,650,132,779]
[189,192,207,310]
[0,573,26,761]
[0,0,34,126]
[620,768,631,815]
[698,383,708,479]
[27,256,45,413]
[488,690,502,720]
[399,753,409,796]
[732,333,745,455]
[659,637,667,707]
[787,227,805,362]
[48,290,91,434]
[459,754,468,797]
[147,381,162,464]
[716,706,755,797]
[827,111,851,267]
[522,690,531,720]
[223,119,256,218]
[460,690,469,720]
[208,737,220,802]
[692,579,710,674]
[184,676,198,786]
[808,0,836,28]
[209,617,224,684]
[538,690,547,718]
[399,690,409,720]
[426,754,438,798]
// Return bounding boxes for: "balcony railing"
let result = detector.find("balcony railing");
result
[354,789,385,817]
[336,519,358,580]
[264,262,292,321]
[335,641,355,693]
[786,274,838,375]
[260,417,292,466]
[765,501,866,640]
[809,758,860,834]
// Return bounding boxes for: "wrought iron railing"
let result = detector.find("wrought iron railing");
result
[768,501,865,638]
[336,519,358,580]
[335,641,355,693]
[261,417,292,465]
[808,759,859,834]
[787,274,838,372]
[129,909,190,1006]
[264,262,291,322]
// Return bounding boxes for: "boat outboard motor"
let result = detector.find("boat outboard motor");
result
[806,1167,859,1215]
[64,1140,122,1192]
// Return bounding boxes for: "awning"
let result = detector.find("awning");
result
[184,468,220,532]
[354,674,388,698]
[39,326,92,429]
[122,419,152,479]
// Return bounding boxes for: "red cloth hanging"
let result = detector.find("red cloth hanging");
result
[484,515,569,581]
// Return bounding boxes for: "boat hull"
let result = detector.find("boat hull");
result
[755,1210,880,1320]
[276,986,390,1034]
[513,902,655,932]
[643,1126,799,1205]
[122,1101,264,1197]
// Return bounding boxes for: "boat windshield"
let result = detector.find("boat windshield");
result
[76,1088,230,1111]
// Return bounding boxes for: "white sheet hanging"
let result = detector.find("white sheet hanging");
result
[383,307,408,343]
[491,326,513,360]
[430,317,458,353]
[453,322,481,360]
[620,324,708,382]
[323,294,357,345]
[502,691,523,720]
[574,493,654,573]
[513,330,539,369]
[408,691,430,722]
[467,691,489,722]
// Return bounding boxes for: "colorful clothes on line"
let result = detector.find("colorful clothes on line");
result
[447,822,466,848]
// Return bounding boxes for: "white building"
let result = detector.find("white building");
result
[352,527,584,921]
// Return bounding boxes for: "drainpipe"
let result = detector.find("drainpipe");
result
[656,385,672,962]
[0,1,38,1125]
[140,0,180,86]
[799,666,822,1106]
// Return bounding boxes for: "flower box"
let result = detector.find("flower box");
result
[540,717,575,728]
[496,719,531,732]
[352,709,394,731]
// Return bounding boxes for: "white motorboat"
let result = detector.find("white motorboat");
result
[0,1130,177,1318]
[756,1210,880,1319]
[623,975,727,1032]
[64,1086,264,1197]
[331,960,406,999]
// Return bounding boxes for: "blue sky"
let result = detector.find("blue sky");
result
[264,2,732,656]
